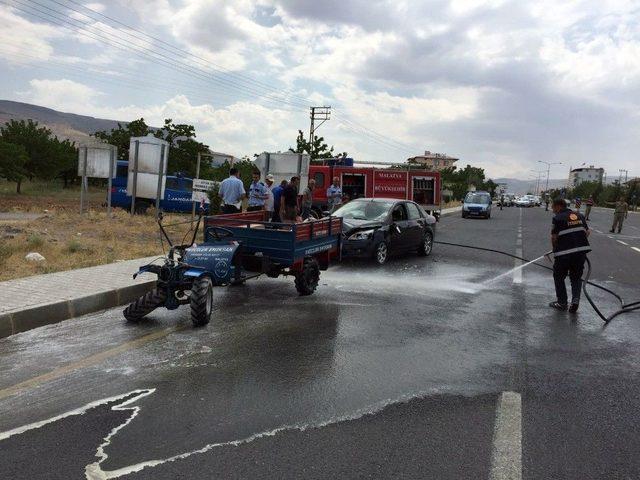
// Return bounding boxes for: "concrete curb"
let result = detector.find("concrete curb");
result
[0,279,156,339]
[439,206,462,217]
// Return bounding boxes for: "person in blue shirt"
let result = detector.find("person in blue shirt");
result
[247,171,268,212]
[271,179,287,222]
[218,167,245,214]
[327,177,342,213]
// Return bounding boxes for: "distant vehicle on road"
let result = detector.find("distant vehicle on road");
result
[462,191,492,219]
[497,194,513,207]
[515,195,535,207]
[335,198,436,265]
[110,160,210,214]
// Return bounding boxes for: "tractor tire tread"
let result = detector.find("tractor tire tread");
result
[123,288,166,322]
[190,276,212,327]
[295,257,320,296]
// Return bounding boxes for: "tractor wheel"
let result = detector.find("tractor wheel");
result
[417,229,434,257]
[123,288,167,322]
[294,257,320,296]
[190,276,213,327]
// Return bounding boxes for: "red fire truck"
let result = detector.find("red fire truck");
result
[308,163,441,216]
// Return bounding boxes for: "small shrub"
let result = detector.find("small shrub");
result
[0,242,16,265]
[27,233,44,248]
[66,239,84,253]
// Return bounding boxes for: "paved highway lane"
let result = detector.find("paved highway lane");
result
[1,206,639,479]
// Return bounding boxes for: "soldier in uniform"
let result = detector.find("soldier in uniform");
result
[608,197,629,234]
[549,198,591,313]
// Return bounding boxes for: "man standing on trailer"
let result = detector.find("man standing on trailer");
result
[301,178,315,219]
[271,179,287,223]
[280,176,300,223]
[219,167,245,214]
[247,171,268,212]
[327,177,342,213]
[549,198,591,313]
[264,174,275,220]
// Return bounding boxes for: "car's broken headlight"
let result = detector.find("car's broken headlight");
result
[348,229,375,240]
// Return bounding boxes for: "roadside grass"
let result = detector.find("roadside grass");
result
[0,179,105,212]
[0,208,195,282]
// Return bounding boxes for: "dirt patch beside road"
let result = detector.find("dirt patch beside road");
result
[0,209,194,282]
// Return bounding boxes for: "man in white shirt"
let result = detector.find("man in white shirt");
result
[264,174,275,220]
[218,167,245,214]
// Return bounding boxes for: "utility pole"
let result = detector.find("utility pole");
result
[530,170,545,195]
[538,160,563,195]
[309,106,331,158]
[538,160,562,211]
[619,169,628,184]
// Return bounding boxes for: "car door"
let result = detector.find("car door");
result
[404,201,425,247]
[388,203,411,252]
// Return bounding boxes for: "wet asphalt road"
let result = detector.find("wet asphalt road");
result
[0,206,639,479]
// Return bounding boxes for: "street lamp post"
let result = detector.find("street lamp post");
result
[538,160,563,211]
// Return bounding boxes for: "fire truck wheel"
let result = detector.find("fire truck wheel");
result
[294,257,320,295]
[374,241,388,265]
[123,288,167,322]
[191,276,213,327]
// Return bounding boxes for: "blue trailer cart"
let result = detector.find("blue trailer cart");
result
[123,211,342,327]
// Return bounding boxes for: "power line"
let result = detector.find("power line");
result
[57,0,315,107]
[3,0,311,111]
[1,0,424,159]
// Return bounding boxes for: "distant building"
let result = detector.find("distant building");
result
[567,166,604,188]
[406,151,458,171]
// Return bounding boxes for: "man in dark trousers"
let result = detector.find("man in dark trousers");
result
[549,198,591,313]
[280,176,300,222]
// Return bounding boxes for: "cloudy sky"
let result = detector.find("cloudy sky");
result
[1,0,639,180]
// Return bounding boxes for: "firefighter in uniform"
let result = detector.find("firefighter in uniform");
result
[549,198,591,313]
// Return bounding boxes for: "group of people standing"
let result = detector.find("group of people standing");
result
[217,168,346,223]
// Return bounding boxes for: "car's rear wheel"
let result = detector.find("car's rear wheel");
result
[374,241,388,264]
[417,229,434,257]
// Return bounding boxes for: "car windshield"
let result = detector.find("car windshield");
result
[464,193,491,204]
[334,200,393,221]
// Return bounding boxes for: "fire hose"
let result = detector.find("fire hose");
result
[433,241,640,324]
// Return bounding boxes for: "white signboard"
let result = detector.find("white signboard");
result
[254,152,310,191]
[191,178,217,203]
[77,145,117,178]
[127,136,169,199]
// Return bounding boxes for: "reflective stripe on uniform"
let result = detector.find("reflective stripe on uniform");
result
[553,246,592,257]
[557,227,586,236]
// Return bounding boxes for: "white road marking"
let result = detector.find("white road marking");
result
[514,210,523,284]
[632,247,640,254]
[489,391,522,480]
[617,240,629,246]
[0,389,155,441]
[595,229,602,234]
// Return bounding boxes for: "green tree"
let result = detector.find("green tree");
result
[0,119,64,191]
[94,118,151,160]
[0,140,28,192]
[289,130,334,160]
[94,118,210,177]
[154,119,209,177]
[54,138,80,188]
